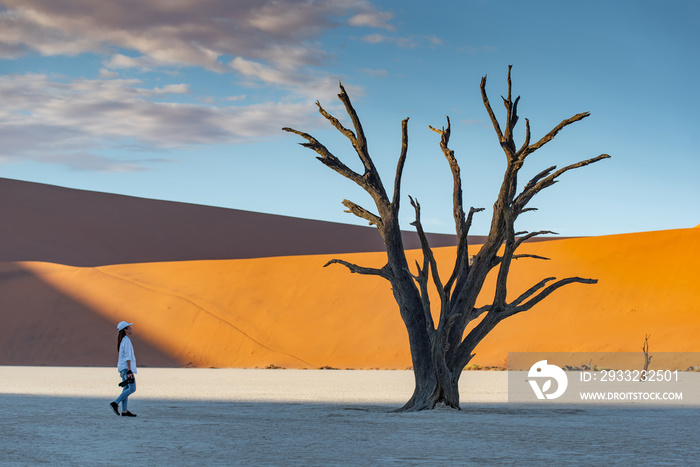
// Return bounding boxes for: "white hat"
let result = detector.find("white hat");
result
[117,321,134,331]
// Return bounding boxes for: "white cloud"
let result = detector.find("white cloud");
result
[362,33,387,44]
[229,56,347,102]
[360,33,438,49]
[104,54,157,70]
[425,35,443,46]
[0,0,395,170]
[98,69,118,78]
[0,74,316,171]
[0,0,394,72]
[230,57,304,87]
[362,68,388,77]
[348,11,394,30]
[152,83,190,94]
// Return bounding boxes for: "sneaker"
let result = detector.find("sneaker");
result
[121,410,137,417]
[109,402,120,416]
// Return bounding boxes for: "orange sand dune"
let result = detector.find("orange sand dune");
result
[3,228,698,369]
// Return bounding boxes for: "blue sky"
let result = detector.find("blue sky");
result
[0,0,698,237]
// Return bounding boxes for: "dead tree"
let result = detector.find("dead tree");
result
[642,334,652,379]
[283,66,610,411]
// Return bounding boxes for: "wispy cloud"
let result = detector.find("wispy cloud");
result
[362,68,388,77]
[362,34,417,48]
[0,74,316,171]
[458,44,499,54]
[0,0,393,72]
[0,0,394,170]
[98,69,119,79]
[348,11,394,30]
[360,33,441,49]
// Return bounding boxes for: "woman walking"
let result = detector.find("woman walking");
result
[110,321,138,417]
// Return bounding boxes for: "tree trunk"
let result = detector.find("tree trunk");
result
[401,360,461,411]
[400,306,463,411]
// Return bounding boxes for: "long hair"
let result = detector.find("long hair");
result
[117,329,127,353]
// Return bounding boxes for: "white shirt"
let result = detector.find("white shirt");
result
[117,336,137,374]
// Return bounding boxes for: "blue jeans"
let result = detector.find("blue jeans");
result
[114,369,136,412]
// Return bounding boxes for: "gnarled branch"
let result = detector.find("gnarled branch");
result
[519,166,556,202]
[514,154,611,213]
[316,100,356,143]
[285,83,392,218]
[429,117,465,239]
[324,259,389,278]
[514,230,558,250]
[392,118,410,210]
[513,254,551,261]
[445,207,484,294]
[335,84,388,203]
[409,196,446,305]
[281,127,364,186]
[516,118,531,155]
[412,259,434,333]
[504,276,598,317]
[480,74,504,144]
[501,65,519,154]
[342,199,382,228]
[517,112,591,160]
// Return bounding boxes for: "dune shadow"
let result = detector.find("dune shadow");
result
[0,263,180,367]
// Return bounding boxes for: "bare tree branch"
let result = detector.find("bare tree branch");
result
[282,127,364,186]
[316,100,356,142]
[519,165,556,200]
[409,196,446,304]
[488,253,551,271]
[472,305,490,319]
[518,112,592,160]
[324,259,388,278]
[515,154,611,212]
[513,254,551,261]
[392,118,410,210]
[514,230,558,250]
[480,74,504,144]
[288,83,391,210]
[342,199,382,227]
[505,277,598,317]
[429,117,465,239]
[491,207,516,309]
[501,65,519,154]
[429,117,486,307]
[412,258,434,332]
[407,198,438,335]
[516,118,531,156]
[445,207,484,293]
[508,277,556,309]
[336,83,383,189]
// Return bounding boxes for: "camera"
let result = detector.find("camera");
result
[118,373,135,387]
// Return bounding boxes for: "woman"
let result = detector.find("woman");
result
[109,321,138,417]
